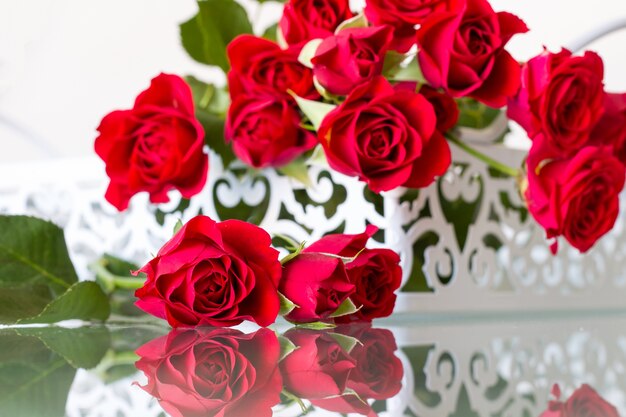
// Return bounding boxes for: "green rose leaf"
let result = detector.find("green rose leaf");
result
[180,0,253,71]
[328,297,359,318]
[278,291,299,316]
[0,327,110,417]
[0,215,110,324]
[456,98,502,130]
[289,91,337,131]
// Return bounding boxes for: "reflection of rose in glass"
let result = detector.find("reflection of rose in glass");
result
[309,325,403,416]
[135,328,282,417]
[280,325,403,416]
[541,384,619,417]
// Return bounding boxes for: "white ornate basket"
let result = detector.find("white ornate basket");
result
[2,20,626,315]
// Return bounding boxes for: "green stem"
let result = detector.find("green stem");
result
[446,133,519,178]
[91,259,145,293]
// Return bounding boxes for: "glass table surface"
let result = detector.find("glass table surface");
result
[2,311,625,417]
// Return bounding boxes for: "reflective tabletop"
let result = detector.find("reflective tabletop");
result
[2,312,625,416]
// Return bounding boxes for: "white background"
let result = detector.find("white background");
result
[0,0,625,163]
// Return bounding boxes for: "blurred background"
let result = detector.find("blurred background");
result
[0,0,625,163]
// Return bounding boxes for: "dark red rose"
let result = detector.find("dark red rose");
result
[280,329,356,399]
[590,93,626,165]
[339,326,403,400]
[279,252,355,323]
[394,83,460,133]
[94,73,208,211]
[540,384,619,417]
[279,0,354,48]
[225,96,317,168]
[364,0,460,52]
[135,328,282,417]
[416,0,528,107]
[508,48,605,155]
[304,225,402,322]
[318,76,451,192]
[227,35,318,100]
[525,139,625,253]
[134,215,281,327]
[311,25,393,96]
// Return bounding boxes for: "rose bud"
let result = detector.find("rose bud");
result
[225,96,317,168]
[364,0,458,52]
[311,25,393,96]
[279,0,354,49]
[280,329,355,399]
[318,76,451,192]
[279,253,355,323]
[135,328,282,417]
[417,0,528,107]
[508,48,606,155]
[525,140,625,253]
[227,35,318,100]
[540,384,619,417]
[304,225,402,322]
[589,92,626,165]
[134,215,282,327]
[94,73,208,211]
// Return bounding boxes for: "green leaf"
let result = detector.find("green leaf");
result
[17,282,111,324]
[15,327,111,369]
[329,332,361,353]
[173,219,184,235]
[180,0,253,71]
[278,335,298,361]
[289,91,337,131]
[277,158,313,187]
[297,38,323,68]
[0,216,110,324]
[196,108,237,168]
[383,50,410,76]
[262,23,278,42]
[278,292,299,316]
[391,57,426,83]
[328,297,359,318]
[0,215,77,296]
[306,144,329,167]
[335,13,368,33]
[0,327,111,417]
[279,240,306,265]
[185,76,230,115]
[456,98,502,129]
[295,321,336,330]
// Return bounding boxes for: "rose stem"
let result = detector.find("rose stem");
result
[90,258,145,292]
[446,133,519,178]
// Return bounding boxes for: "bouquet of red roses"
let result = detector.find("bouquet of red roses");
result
[92,0,626,327]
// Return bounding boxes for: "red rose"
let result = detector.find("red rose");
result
[364,0,459,52]
[94,73,208,211]
[279,0,354,48]
[135,328,282,417]
[280,329,356,399]
[416,0,528,107]
[134,215,281,327]
[318,76,451,192]
[279,252,355,323]
[225,97,317,168]
[394,83,460,133]
[590,93,626,165]
[304,225,402,322]
[540,384,619,417]
[508,49,605,155]
[525,139,625,253]
[311,25,393,96]
[227,35,318,100]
